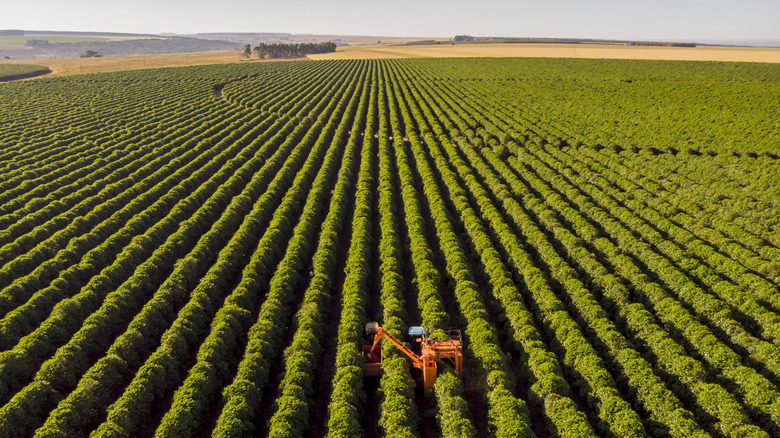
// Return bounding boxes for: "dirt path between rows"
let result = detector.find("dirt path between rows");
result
[213,83,227,101]
[213,73,261,103]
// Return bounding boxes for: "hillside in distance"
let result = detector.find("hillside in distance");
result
[0,58,778,437]
[186,32,434,46]
[0,29,439,60]
[0,30,242,60]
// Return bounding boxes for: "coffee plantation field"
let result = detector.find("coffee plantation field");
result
[0,58,778,437]
[0,64,50,82]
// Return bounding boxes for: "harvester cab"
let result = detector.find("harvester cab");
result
[362,321,463,391]
[407,326,426,355]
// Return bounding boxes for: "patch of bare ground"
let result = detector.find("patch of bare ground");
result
[3,52,302,77]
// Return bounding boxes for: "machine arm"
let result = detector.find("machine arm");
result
[369,326,424,370]
[364,321,462,391]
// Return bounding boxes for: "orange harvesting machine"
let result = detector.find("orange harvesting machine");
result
[362,321,463,390]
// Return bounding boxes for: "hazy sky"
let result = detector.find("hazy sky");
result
[3,0,779,41]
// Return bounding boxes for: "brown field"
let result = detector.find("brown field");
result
[308,43,780,63]
[2,51,280,76]
[4,43,779,80]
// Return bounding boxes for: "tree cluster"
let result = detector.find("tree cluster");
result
[630,41,696,47]
[251,41,337,59]
[453,35,475,42]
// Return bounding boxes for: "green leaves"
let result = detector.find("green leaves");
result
[1,57,777,438]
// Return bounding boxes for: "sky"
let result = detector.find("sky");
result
[2,0,779,42]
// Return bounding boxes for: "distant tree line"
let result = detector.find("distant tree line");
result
[454,35,475,42]
[629,41,696,47]
[405,40,438,46]
[246,41,337,59]
[25,39,50,47]
[450,35,697,47]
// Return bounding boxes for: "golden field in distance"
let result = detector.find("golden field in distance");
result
[308,42,780,63]
[3,42,780,78]
[2,51,278,77]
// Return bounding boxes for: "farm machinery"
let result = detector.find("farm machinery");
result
[362,321,463,390]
